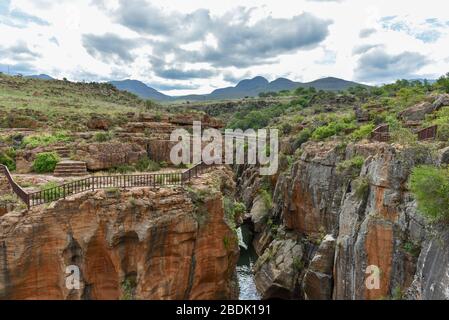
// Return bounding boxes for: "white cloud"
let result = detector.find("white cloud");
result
[0,0,448,95]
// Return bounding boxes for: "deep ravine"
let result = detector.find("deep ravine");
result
[236,224,261,300]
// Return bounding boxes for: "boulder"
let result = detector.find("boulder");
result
[87,116,110,130]
[398,102,435,121]
[303,235,336,300]
[249,194,269,233]
[254,236,303,299]
[432,93,449,110]
[438,146,449,165]
[75,142,146,171]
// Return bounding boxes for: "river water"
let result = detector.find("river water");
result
[236,224,261,300]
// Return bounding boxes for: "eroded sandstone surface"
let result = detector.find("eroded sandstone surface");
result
[0,169,239,300]
[240,140,449,300]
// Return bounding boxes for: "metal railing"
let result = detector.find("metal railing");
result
[417,125,438,141]
[1,161,214,209]
[0,164,30,208]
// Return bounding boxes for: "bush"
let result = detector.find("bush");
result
[351,124,375,141]
[436,123,449,141]
[259,189,273,210]
[32,152,60,173]
[22,132,72,148]
[435,72,449,93]
[312,119,356,141]
[409,166,449,222]
[337,156,365,175]
[391,127,417,145]
[0,150,16,171]
[135,158,160,172]
[94,131,113,142]
[110,165,135,174]
[293,128,312,150]
[353,177,370,201]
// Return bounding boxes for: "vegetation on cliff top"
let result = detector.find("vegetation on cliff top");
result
[409,165,449,222]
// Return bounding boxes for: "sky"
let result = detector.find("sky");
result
[1,0,449,95]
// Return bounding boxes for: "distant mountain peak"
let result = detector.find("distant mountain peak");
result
[26,74,54,80]
[236,76,269,89]
[109,79,171,101]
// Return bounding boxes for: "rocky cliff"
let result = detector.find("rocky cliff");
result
[241,140,449,300]
[0,169,239,300]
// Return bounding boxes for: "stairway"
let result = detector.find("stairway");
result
[53,146,71,158]
[53,160,88,177]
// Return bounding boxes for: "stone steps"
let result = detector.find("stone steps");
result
[52,146,71,158]
[53,161,88,177]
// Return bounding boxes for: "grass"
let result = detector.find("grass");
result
[93,132,114,142]
[135,158,160,172]
[22,131,72,148]
[0,73,171,131]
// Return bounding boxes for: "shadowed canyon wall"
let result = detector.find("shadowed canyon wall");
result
[239,141,449,300]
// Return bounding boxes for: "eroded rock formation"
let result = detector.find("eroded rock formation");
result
[0,171,239,300]
[241,140,449,300]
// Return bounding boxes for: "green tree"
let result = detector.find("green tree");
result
[435,72,449,93]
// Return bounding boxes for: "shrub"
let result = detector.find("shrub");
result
[121,277,137,300]
[259,189,273,210]
[409,165,449,222]
[391,127,417,145]
[402,241,421,258]
[0,151,16,171]
[111,165,135,174]
[293,128,312,150]
[353,177,370,201]
[351,124,375,141]
[159,161,168,168]
[280,123,293,135]
[32,152,60,173]
[435,72,449,93]
[234,202,246,216]
[437,123,449,141]
[337,156,365,175]
[22,132,72,148]
[94,131,113,142]
[312,119,356,141]
[312,124,337,140]
[135,158,160,172]
[224,197,246,228]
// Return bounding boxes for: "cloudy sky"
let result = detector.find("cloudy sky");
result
[1,0,449,95]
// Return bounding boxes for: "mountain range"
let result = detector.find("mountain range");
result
[24,74,365,101]
[109,76,365,102]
